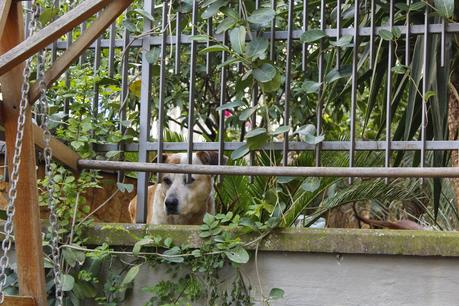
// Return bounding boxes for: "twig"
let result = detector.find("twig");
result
[76,189,119,227]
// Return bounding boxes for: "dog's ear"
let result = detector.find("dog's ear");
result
[197,151,228,165]
[151,153,168,163]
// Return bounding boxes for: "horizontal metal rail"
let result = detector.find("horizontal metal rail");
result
[78,159,459,178]
[93,140,459,152]
[50,23,459,49]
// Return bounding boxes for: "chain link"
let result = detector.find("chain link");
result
[37,44,64,306]
[0,2,63,304]
[0,3,40,303]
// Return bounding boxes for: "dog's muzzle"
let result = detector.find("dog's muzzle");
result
[165,197,179,215]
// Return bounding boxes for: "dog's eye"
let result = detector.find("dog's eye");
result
[162,177,172,185]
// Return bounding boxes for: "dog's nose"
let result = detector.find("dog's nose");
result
[165,197,179,215]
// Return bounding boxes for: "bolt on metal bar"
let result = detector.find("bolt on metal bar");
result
[385,0,394,183]
[349,0,359,183]
[78,159,459,178]
[136,0,155,223]
[283,0,294,167]
[301,0,308,72]
[186,0,198,183]
[156,0,168,175]
[315,0,325,167]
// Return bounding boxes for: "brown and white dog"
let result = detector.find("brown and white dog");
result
[128,151,226,225]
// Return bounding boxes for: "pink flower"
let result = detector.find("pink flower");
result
[224,110,232,118]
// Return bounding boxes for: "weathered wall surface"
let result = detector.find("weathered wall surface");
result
[122,252,459,306]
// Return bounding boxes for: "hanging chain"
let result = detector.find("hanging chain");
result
[0,3,41,304]
[37,41,64,306]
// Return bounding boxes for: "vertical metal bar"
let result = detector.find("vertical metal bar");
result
[92,15,101,120]
[187,0,198,182]
[405,0,410,65]
[64,28,72,120]
[270,0,276,61]
[51,0,59,62]
[157,0,168,172]
[440,17,446,67]
[369,0,375,69]
[349,0,359,183]
[79,21,86,65]
[218,34,228,183]
[385,0,394,182]
[249,0,260,182]
[315,0,325,166]
[136,0,154,223]
[336,0,341,69]
[301,0,308,72]
[108,23,116,77]
[117,12,130,183]
[421,5,429,177]
[206,18,212,75]
[283,0,294,166]
[24,0,31,38]
[175,11,181,74]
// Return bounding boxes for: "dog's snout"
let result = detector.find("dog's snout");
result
[165,197,179,215]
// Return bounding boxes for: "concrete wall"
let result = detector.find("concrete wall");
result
[122,251,459,306]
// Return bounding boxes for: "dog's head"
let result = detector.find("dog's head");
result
[157,151,226,216]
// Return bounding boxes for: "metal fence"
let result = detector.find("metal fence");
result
[30,0,459,222]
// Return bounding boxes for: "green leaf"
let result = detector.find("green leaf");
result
[216,100,244,111]
[278,176,297,184]
[239,106,258,121]
[269,288,285,300]
[253,63,277,83]
[201,0,227,19]
[133,237,154,255]
[62,274,75,292]
[229,26,246,54]
[106,150,121,159]
[302,80,321,93]
[225,246,250,263]
[391,64,409,75]
[260,71,282,93]
[410,2,426,11]
[62,249,77,268]
[392,27,402,39]
[271,125,290,136]
[199,45,231,54]
[145,48,161,64]
[246,128,267,138]
[39,7,59,25]
[424,90,436,101]
[231,144,250,160]
[301,177,321,192]
[247,8,276,26]
[216,16,238,34]
[117,182,134,193]
[134,8,154,21]
[300,30,327,43]
[163,247,184,263]
[203,213,214,225]
[121,264,141,286]
[71,141,84,150]
[304,134,324,145]
[247,133,270,149]
[330,35,353,47]
[378,29,393,41]
[434,0,454,18]
[325,65,352,83]
[245,37,269,60]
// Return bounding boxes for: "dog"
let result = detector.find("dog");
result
[128,151,226,224]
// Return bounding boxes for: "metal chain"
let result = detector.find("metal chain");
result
[0,3,40,304]
[37,42,64,306]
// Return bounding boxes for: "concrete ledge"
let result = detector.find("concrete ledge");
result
[82,224,459,257]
